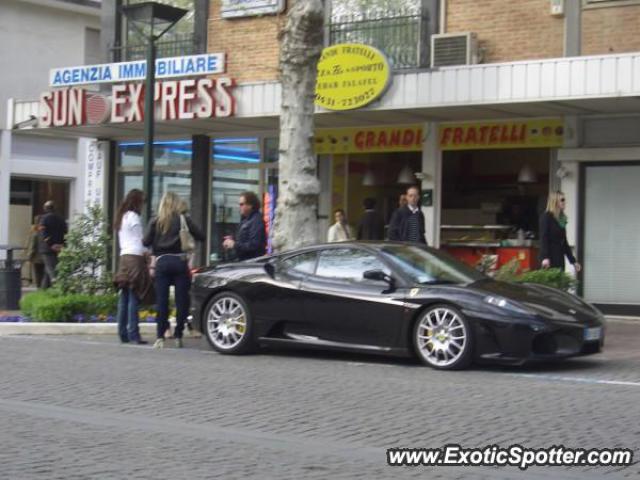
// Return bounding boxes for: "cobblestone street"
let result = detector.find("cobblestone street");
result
[0,318,638,479]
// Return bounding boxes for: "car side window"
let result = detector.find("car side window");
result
[315,248,388,282]
[281,252,317,275]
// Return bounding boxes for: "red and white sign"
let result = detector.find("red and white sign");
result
[40,77,236,127]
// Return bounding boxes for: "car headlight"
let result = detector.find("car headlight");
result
[484,295,533,316]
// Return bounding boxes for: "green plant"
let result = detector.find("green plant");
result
[19,289,61,318]
[495,258,578,292]
[518,268,578,292]
[20,290,117,322]
[56,204,114,295]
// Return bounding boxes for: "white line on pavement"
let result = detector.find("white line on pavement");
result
[509,373,640,388]
[604,316,640,324]
[346,362,396,368]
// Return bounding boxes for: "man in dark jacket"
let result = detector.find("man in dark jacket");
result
[388,186,427,244]
[357,198,384,240]
[38,200,68,288]
[223,191,266,260]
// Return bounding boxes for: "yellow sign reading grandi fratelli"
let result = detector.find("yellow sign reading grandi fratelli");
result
[315,43,391,111]
[315,124,423,154]
[439,119,565,150]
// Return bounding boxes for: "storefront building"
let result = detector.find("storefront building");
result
[0,0,102,284]
[9,0,640,313]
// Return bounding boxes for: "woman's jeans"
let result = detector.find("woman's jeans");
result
[155,255,191,340]
[116,288,140,342]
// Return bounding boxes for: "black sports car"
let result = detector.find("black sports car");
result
[190,242,605,370]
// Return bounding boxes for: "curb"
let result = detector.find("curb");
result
[1,317,637,337]
[0,321,201,337]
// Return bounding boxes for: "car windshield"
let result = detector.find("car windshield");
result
[380,244,487,285]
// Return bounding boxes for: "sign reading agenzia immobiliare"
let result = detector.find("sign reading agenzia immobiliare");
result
[41,53,236,127]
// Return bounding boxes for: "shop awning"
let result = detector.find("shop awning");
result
[12,51,640,140]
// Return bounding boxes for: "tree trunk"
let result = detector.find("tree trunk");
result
[271,0,325,253]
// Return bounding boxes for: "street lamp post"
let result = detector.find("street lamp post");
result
[121,2,188,222]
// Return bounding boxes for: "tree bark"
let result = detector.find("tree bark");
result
[271,0,325,253]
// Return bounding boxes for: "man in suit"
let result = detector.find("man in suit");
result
[38,200,67,288]
[357,198,384,240]
[388,186,427,244]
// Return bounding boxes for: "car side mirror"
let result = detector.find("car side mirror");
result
[363,269,395,287]
[264,259,277,278]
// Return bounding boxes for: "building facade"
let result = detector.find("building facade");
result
[10,0,640,313]
[0,0,101,280]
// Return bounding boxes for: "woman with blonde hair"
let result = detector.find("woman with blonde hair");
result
[143,192,204,348]
[539,191,581,273]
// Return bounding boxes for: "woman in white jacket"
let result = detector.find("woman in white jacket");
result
[327,209,354,243]
[113,189,150,345]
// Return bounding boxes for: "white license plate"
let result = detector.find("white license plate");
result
[584,327,602,341]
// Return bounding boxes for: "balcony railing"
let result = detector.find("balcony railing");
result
[111,32,196,62]
[329,9,425,70]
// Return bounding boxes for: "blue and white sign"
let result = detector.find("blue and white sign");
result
[221,0,285,18]
[49,53,226,87]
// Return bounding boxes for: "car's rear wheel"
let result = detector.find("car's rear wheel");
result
[413,304,473,370]
[204,292,255,354]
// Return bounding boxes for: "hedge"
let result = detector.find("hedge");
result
[494,258,578,292]
[20,289,118,322]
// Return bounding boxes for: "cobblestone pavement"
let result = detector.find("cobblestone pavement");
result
[0,319,638,479]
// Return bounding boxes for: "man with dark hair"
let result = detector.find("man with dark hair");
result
[388,186,427,244]
[222,191,266,260]
[357,197,384,240]
[38,200,68,288]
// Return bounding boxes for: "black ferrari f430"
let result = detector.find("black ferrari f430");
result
[190,242,605,370]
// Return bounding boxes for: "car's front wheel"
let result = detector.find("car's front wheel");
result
[204,292,255,354]
[413,304,473,370]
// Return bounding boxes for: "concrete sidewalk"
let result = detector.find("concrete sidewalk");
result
[0,314,636,336]
[0,312,201,337]
[0,322,159,336]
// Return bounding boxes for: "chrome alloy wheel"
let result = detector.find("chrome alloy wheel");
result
[416,307,467,368]
[206,296,247,350]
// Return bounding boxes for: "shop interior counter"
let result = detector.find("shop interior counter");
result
[440,225,538,271]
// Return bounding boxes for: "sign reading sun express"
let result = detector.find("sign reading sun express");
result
[315,43,391,111]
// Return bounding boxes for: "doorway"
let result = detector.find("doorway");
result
[581,162,640,313]
[9,177,70,284]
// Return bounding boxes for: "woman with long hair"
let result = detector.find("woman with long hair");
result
[143,192,204,349]
[539,191,581,273]
[113,189,150,344]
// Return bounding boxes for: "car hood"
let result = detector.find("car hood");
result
[466,279,601,322]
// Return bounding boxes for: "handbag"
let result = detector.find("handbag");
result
[179,214,196,253]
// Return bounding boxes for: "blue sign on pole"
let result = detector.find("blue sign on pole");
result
[49,53,226,87]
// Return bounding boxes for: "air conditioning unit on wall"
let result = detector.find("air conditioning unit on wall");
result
[431,32,479,68]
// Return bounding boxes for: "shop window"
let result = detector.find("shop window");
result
[117,140,192,215]
[209,138,279,263]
